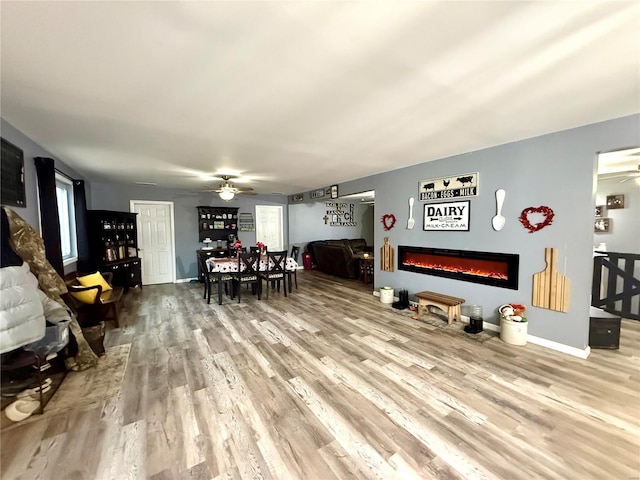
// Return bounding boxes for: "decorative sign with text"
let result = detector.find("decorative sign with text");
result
[419,172,479,201]
[423,200,470,231]
[324,202,357,227]
[310,188,326,199]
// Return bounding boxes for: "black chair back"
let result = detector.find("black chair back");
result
[228,251,262,303]
[288,246,299,291]
[197,251,211,299]
[266,250,287,278]
[236,251,260,279]
[260,250,288,298]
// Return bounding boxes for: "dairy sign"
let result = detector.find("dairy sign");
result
[424,200,470,231]
[419,172,478,201]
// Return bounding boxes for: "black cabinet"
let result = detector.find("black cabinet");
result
[589,306,621,349]
[106,257,142,292]
[197,206,238,243]
[79,210,142,291]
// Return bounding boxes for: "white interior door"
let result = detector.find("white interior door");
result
[131,201,175,285]
[255,205,284,251]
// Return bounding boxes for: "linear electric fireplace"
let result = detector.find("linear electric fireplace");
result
[398,246,519,290]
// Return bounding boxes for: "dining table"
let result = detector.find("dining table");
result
[206,255,299,304]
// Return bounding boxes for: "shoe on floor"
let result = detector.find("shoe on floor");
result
[1,376,51,397]
[16,383,52,399]
[4,398,41,422]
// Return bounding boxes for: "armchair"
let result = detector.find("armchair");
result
[64,271,123,328]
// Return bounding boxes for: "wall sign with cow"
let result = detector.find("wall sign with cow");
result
[419,172,479,201]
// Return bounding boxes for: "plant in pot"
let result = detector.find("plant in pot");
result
[499,303,528,346]
[499,303,527,323]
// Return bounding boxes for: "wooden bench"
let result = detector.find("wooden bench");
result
[412,291,465,324]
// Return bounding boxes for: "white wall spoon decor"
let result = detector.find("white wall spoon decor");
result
[492,189,506,231]
[407,197,415,229]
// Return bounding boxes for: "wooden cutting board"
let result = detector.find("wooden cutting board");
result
[532,247,570,312]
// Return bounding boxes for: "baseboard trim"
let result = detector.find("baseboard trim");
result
[422,312,590,358]
[526,335,591,359]
[176,277,197,284]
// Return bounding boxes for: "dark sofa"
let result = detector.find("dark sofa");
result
[307,238,369,279]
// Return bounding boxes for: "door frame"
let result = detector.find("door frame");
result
[130,200,177,284]
[255,205,284,251]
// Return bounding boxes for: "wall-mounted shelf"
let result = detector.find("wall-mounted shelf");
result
[198,206,239,242]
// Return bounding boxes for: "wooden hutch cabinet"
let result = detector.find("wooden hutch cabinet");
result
[196,206,239,282]
[79,210,142,291]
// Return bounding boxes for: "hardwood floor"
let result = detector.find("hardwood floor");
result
[2,270,639,479]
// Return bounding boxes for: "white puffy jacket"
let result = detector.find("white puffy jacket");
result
[0,262,46,354]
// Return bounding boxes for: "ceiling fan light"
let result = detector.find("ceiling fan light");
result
[219,189,235,201]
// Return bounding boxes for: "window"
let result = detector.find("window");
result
[55,173,77,264]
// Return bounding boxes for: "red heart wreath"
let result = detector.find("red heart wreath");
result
[519,206,555,233]
[381,214,396,231]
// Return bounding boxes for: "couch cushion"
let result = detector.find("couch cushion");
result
[313,244,359,279]
[348,238,367,253]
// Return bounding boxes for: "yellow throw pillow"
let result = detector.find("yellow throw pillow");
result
[70,288,99,304]
[77,272,112,292]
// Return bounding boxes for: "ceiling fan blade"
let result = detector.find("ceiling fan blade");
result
[620,173,640,183]
[238,191,257,195]
[598,169,638,180]
[236,187,254,192]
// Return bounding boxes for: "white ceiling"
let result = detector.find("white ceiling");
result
[1,1,639,195]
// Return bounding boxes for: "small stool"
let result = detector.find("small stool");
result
[412,291,465,324]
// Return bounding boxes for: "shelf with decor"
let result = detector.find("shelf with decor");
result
[197,206,239,242]
[79,210,142,292]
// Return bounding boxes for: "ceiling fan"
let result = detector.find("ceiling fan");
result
[598,164,640,182]
[202,175,256,200]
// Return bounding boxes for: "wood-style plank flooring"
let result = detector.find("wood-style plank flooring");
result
[1,270,639,479]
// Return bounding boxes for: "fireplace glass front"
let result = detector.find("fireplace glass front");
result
[398,246,519,290]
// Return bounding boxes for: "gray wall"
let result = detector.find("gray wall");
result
[1,118,87,232]
[1,118,87,273]
[5,114,639,352]
[594,177,640,253]
[89,182,288,280]
[332,114,639,351]
[288,201,374,251]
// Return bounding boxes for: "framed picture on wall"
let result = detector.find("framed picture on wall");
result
[595,205,604,217]
[606,194,624,209]
[594,218,611,233]
[1,137,26,207]
[424,200,470,231]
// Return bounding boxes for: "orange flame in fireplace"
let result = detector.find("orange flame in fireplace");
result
[402,253,508,280]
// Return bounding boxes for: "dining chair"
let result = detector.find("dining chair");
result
[230,251,261,303]
[259,250,288,299]
[249,246,260,253]
[197,251,231,304]
[287,245,300,291]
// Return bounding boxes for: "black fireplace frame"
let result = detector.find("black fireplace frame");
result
[398,245,520,290]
